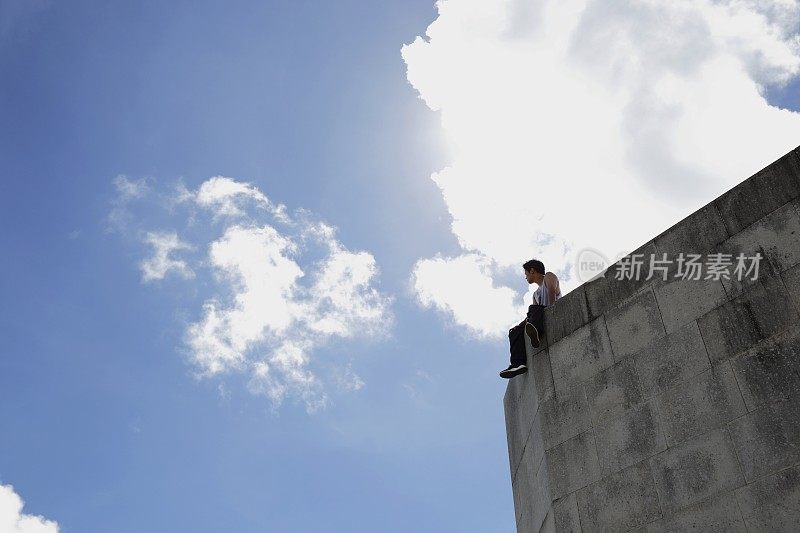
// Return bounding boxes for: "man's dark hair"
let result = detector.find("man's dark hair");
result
[523,259,545,275]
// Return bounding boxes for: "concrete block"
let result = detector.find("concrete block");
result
[649,427,745,513]
[549,317,614,395]
[782,262,800,314]
[585,356,643,426]
[546,430,602,500]
[538,508,555,533]
[654,276,727,334]
[552,492,581,533]
[718,200,800,297]
[545,286,590,345]
[730,328,800,410]
[511,413,545,522]
[633,321,710,399]
[540,384,591,450]
[605,242,667,306]
[655,363,746,447]
[515,446,552,533]
[584,274,612,321]
[729,395,800,482]
[576,461,662,531]
[605,289,666,361]
[504,372,540,479]
[654,203,729,256]
[529,348,555,405]
[517,511,535,533]
[736,464,800,532]
[697,275,797,365]
[639,492,746,532]
[714,149,800,235]
[594,400,666,475]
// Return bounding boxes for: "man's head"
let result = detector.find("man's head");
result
[523,259,545,285]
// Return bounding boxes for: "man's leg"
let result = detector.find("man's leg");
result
[501,319,529,378]
[509,319,527,366]
[525,304,546,348]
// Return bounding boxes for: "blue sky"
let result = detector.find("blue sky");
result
[2,1,800,532]
[0,1,510,532]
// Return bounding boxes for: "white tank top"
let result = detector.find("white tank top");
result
[533,276,561,306]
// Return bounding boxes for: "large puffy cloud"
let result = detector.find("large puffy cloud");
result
[413,254,527,337]
[402,0,800,335]
[114,177,391,411]
[0,484,59,533]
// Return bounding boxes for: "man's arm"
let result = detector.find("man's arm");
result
[545,272,559,303]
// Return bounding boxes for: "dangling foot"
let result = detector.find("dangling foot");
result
[525,321,540,348]
[499,364,528,379]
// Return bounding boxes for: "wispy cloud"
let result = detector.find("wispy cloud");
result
[140,231,194,282]
[195,176,289,222]
[106,175,150,233]
[401,369,435,408]
[0,484,59,533]
[110,176,392,412]
[402,0,800,335]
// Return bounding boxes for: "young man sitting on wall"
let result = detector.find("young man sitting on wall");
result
[500,259,561,379]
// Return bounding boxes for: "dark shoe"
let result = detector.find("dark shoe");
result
[525,322,540,348]
[499,364,528,379]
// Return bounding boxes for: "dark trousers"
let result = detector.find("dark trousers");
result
[508,304,546,366]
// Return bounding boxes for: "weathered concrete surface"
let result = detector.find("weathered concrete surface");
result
[714,149,800,235]
[649,427,744,513]
[654,363,745,446]
[539,384,591,450]
[637,492,746,532]
[730,328,800,410]
[552,493,581,532]
[594,400,665,475]
[653,276,727,333]
[584,356,643,426]
[545,285,590,345]
[632,321,710,399]
[505,145,800,532]
[736,464,800,531]
[549,317,614,395]
[604,288,666,361]
[576,461,662,531]
[729,395,800,482]
[546,430,601,499]
[697,275,797,364]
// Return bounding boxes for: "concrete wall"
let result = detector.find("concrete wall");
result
[504,145,800,532]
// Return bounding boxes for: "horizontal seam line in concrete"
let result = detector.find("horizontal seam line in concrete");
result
[736,461,800,491]
[722,195,800,240]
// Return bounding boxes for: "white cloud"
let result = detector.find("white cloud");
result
[140,231,194,282]
[413,254,525,337]
[331,364,365,392]
[107,175,149,232]
[113,176,391,412]
[0,484,59,533]
[113,175,149,200]
[402,0,800,335]
[186,219,390,411]
[196,176,289,222]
